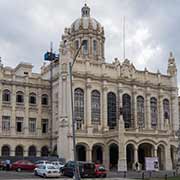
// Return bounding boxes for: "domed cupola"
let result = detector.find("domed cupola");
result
[61,4,105,62]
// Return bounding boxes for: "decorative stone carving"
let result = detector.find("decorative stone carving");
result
[59,118,68,127]
[167,52,177,76]
[121,59,135,78]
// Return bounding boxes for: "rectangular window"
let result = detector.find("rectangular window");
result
[29,118,36,133]
[42,119,48,134]
[16,117,23,132]
[2,116,10,131]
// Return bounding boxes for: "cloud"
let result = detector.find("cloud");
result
[0,0,179,91]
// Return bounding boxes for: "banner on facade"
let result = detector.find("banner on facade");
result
[145,157,159,171]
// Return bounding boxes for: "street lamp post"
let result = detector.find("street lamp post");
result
[176,128,180,174]
[69,41,85,180]
[44,42,59,154]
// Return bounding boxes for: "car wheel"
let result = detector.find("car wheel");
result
[61,170,64,176]
[16,167,22,172]
[103,174,107,178]
[43,173,47,178]
[34,170,38,176]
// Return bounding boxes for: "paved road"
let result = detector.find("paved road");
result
[0,171,136,180]
[0,170,178,179]
[0,171,134,180]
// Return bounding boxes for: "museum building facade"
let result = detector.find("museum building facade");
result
[0,4,179,171]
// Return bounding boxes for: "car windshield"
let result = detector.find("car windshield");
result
[98,165,105,171]
[47,165,56,169]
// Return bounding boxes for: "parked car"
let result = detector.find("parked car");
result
[0,160,6,170]
[61,161,96,178]
[51,161,64,171]
[11,160,36,172]
[34,160,51,165]
[95,164,107,178]
[34,164,60,178]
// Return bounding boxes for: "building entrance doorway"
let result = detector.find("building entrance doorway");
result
[76,145,86,161]
[126,144,134,170]
[138,143,154,170]
[109,143,118,170]
[92,145,103,164]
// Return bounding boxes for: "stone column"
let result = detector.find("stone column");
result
[165,144,173,170]
[154,146,158,157]
[103,145,110,170]
[102,85,108,131]
[24,148,28,157]
[36,149,41,157]
[134,148,138,163]
[37,87,42,136]
[0,82,2,133]
[24,86,29,135]
[87,148,92,162]
[11,149,15,157]
[146,92,151,129]
[86,81,92,133]
[171,95,179,131]
[11,84,16,135]
[118,115,127,171]
[132,90,137,129]
[158,95,164,130]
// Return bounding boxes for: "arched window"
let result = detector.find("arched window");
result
[29,93,36,104]
[93,40,97,55]
[16,91,24,103]
[15,145,24,157]
[123,94,131,128]
[163,99,170,120]
[137,96,145,128]
[2,89,11,102]
[1,145,10,157]
[74,88,84,129]
[83,40,88,55]
[28,145,36,157]
[42,94,48,105]
[75,40,79,50]
[91,90,101,124]
[41,146,49,157]
[151,97,158,128]
[107,92,117,128]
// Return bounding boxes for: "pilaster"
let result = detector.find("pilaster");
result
[102,84,108,131]
[145,91,151,129]
[11,84,16,135]
[132,87,137,129]
[165,144,173,170]
[86,79,92,133]
[37,87,42,136]
[87,148,92,162]
[24,85,29,135]
[0,82,2,133]
[118,115,127,171]
[158,94,164,130]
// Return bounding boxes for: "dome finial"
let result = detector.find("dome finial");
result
[81,3,90,17]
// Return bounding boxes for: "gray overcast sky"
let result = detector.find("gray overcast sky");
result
[0,0,179,90]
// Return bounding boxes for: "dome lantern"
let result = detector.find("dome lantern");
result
[81,3,90,17]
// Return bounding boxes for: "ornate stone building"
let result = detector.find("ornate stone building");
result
[0,4,179,171]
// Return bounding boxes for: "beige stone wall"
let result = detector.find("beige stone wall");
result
[0,63,51,156]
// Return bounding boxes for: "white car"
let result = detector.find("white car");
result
[34,164,60,178]
[35,160,50,165]
[51,161,64,171]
